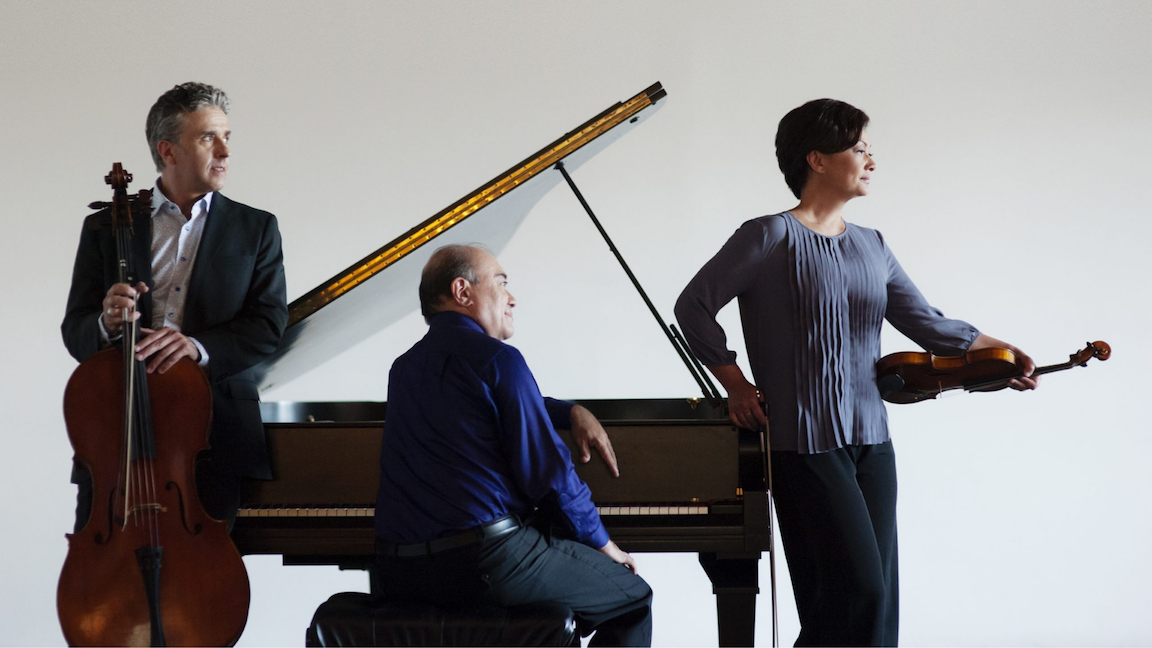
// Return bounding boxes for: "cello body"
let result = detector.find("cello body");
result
[58,348,250,646]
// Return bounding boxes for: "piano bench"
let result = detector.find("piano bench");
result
[305,592,579,647]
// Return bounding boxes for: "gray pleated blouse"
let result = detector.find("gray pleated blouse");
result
[675,212,980,454]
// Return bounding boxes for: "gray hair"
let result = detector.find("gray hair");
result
[419,244,488,324]
[145,82,230,171]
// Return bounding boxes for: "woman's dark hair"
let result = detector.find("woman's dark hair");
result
[775,99,870,199]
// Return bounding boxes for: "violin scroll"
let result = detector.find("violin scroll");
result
[1073,341,1110,365]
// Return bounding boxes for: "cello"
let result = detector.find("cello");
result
[57,164,250,646]
[876,340,1111,404]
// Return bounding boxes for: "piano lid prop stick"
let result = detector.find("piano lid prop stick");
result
[554,161,723,407]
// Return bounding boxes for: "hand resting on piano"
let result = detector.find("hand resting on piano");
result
[570,404,619,477]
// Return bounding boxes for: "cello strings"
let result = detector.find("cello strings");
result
[123,299,155,541]
[135,353,158,544]
[119,289,163,544]
[141,365,161,548]
[122,302,137,530]
[131,318,149,533]
[132,317,162,546]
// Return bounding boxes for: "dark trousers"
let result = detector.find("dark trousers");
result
[72,453,243,533]
[376,523,653,647]
[771,441,899,647]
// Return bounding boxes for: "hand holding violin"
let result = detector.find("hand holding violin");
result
[968,334,1039,391]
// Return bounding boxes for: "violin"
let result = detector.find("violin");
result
[57,164,249,646]
[876,340,1111,404]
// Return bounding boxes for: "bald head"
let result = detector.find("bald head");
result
[418,244,516,339]
[420,245,482,323]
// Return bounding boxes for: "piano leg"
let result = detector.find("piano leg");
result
[699,552,760,647]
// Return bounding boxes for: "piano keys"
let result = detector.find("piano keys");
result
[237,505,711,519]
[239,398,770,645]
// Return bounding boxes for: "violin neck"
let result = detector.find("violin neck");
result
[963,359,1080,393]
[1031,360,1080,378]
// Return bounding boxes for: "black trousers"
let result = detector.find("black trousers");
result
[771,441,899,647]
[376,523,653,647]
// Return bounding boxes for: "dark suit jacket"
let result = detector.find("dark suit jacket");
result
[61,192,288,479]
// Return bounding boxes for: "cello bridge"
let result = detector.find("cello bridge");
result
[127,503,168,516]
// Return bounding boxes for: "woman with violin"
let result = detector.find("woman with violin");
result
[675,99,1037,647]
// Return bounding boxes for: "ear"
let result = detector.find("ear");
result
[157,140,176,168]
[805,150,825,175]
[449,276,472,307]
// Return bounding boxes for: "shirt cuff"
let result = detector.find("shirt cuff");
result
[96,313,119,347]
[588,523,611,550]
[189,337,209,367]
[543,397,574,430]
[961,327,982,352]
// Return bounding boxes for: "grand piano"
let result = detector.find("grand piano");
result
[234,82,774,646]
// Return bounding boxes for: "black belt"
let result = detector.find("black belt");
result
[377,515,520,558]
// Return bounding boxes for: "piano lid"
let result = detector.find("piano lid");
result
[254,82,668,391]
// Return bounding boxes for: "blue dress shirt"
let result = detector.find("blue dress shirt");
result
[375,311,610,549]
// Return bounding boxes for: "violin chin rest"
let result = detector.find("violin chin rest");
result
[877,374,905,399]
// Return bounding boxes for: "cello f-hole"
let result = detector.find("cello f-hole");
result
[165,480,205,536]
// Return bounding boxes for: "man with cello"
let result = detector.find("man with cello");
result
[61,81,288,531]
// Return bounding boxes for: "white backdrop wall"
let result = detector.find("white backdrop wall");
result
[2,1,1149,645]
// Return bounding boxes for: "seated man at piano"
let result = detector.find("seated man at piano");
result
[374,244,653,647]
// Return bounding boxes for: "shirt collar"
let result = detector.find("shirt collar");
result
[151,179,214,221]
[429,311,485,334]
